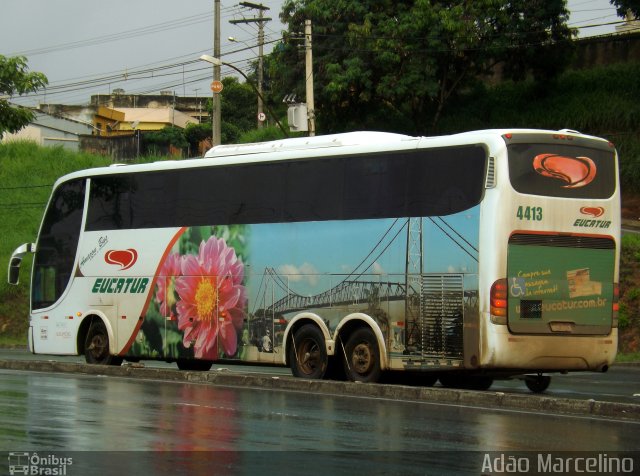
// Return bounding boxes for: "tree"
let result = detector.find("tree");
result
[203,76,279,143]
[184,123,211,145]
[220,76,259,132]
[273,0,573,133]
[143,126,188,155]
[610,0,640,18]
[0,55,48,137]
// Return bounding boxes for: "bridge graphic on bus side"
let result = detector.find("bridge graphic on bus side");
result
[252,217,478,313]
[255,271,478,316]
[249,216,479,357]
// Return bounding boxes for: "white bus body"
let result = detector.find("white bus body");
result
[9,129,619,391]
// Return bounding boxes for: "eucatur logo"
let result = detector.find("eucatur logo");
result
[580,206,605,218]
[574,206,611,229]
[533,154,597,188]
[104,249,138,270]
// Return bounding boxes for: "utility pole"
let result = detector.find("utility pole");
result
[305,19,315,136]
[230,2,271,129]
[213,0,221,145]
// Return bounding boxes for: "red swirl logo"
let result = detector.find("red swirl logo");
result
[105,249,138,270]
[580,206,605,218]
[533,154,597,188]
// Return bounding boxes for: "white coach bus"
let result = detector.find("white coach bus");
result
[8,129,620,392]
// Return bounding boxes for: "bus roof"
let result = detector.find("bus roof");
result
[53,128,611,186]
[204,131,416,158]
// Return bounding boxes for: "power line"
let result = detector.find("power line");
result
[8,6,243,58]
[0,184,51,191]
[0,202,47,210]
[9,40,280,103]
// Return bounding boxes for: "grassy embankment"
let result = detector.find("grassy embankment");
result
[0,142,111,345]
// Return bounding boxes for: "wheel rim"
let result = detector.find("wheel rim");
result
[351,342,373,375]
[298,338,321,375]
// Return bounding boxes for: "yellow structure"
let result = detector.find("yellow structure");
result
[93,106,198,136]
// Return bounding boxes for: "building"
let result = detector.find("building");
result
[93,106,198,137]
[1,110,93,150]
[91,92,209,123]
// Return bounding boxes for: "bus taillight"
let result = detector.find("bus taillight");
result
[612,283,619,328]
[490,278,508,324]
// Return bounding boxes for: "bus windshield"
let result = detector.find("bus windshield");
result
[32,179,86,310]
[507,140,616,199]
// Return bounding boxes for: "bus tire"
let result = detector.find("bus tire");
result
[440,374,493,390]
[438,374,461,388]
[289,324,327,379]
[525,374,551,393]
[84,319,121,366]
[419,374,438,387]
[469,376,494,391]
[176,359,213,371]
[343,327,382,383]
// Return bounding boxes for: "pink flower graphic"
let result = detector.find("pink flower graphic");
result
[155,252,182,319]
[175,236,246,359]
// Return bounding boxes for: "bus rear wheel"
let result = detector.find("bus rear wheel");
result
[84,319,122,366]
[343,327,381,383]
[525,374,551,393]
[176,359,213,371]
[439,374,493,391]
[289,324,327,379]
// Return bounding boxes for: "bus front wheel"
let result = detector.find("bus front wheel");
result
[84,319,122,366]
[343,327,382,383]
[289,324,328,379]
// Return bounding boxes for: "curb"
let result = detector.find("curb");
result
[622,218,640,230]
[1,359,639,422]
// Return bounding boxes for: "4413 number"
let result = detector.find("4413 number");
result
[516,206,543,221]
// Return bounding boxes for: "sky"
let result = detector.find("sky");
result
[0,0,625,109]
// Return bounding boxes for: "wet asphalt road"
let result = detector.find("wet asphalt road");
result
[1,367,639,476]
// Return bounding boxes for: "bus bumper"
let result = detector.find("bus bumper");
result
[27,326,34,354]
[480,320,617,372]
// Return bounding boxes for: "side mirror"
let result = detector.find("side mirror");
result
[8,257,22,285]
[7,243,35,285]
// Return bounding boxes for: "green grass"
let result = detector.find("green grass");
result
[0,141,194,340]
[615,352,640,363]
[0,334,26,348]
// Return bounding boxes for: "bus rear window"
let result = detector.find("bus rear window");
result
[507,143,615,199]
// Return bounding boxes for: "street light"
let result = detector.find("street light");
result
[228,37,253,50]
[199,54,288,138]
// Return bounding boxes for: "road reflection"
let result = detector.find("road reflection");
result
[1,369,638,475]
